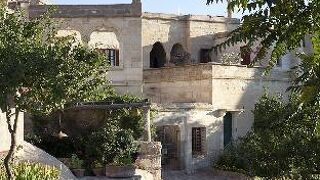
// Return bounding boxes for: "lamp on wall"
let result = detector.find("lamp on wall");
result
[212,107,245,118]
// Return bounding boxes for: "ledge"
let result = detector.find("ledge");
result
[142,12,240,24]
[29,4,142,18]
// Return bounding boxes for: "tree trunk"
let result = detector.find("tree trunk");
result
[4,110,19,180]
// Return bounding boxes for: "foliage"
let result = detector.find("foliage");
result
[27,94,145,171]
[113,156,134,166]
[215,93,320,179]
[290,32,320,102]
[0,7,109,178]
[85,120,137,166]
[0,161,59,180]
[220,52,242,65]
[70,154,84,169]
[0,8,110,115]
[206,0,320,66]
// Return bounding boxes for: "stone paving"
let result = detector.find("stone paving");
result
[162,170,243,180]
[80,170,245,180]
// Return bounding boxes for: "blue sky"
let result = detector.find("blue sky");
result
[52,0,242,18]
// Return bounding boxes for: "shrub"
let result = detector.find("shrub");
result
[27,94,145,170]
[70,154,84,169]
[85,119,137,166]
[215,94,320,179]
[0,161,59,180]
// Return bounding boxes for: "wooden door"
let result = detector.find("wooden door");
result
[223,112,233,147]
[156,125,180,170]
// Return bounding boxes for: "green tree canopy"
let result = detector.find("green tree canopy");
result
[207,0,320,66]
[0,8,110,179]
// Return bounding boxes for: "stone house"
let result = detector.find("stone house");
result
[4,0,300,173]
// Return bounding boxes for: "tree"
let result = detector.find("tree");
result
[290,32,320,102]
[0,8,110,179]
[206,0,319,66]
[215,93,320,179]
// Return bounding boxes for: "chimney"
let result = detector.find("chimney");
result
[132,0,141,4]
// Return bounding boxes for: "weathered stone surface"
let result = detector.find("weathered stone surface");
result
[0,110,24,152]
[29,4,142,18]
[135,141,162,180]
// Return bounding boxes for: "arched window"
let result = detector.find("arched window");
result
[170,43,191,65]
[150,42,166,68]
[89,31,120,67]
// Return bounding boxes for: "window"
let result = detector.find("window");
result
[200,49,211,63]
[102,49,119,66]
[240,46,251,65]
[192,127,206,156]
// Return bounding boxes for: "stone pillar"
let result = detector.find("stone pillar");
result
[135,141,162,180]
[143,106,151,142]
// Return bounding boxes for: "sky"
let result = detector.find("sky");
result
[51,0,243,19]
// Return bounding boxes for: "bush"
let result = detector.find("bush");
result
[0,161,59,180]
[27,94,145,171]
[215,94,320,179]
[85,118,137,166]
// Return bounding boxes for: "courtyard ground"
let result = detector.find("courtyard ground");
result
[162,170,245,180]
[81,169,245,180]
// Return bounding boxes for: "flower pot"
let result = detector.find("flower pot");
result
[92,167,105,176]
[71,168,85,177]
[105,165,136,178]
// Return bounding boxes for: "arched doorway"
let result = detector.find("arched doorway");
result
[150,42,166,68]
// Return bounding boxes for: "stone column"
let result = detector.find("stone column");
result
[143,106,152,142]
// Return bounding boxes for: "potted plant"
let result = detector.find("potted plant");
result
[70,154,85,177]
[91,160,105,176]
[105,155,136,178]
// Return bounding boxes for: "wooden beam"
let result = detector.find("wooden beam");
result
[65,102,151,110]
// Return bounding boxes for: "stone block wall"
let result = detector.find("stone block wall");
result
[29,3,142,18]
[142,13,240,68]
[135,141,162,180]
[26,2,144,97]
[143,64,213,104]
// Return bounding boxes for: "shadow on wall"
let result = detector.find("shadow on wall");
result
[143,19,243,69]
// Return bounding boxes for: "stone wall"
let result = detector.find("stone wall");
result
[144,64,213,103]
[144,63,291,104]
[29,3,142,18]
[153,104,223,172]
[142,13,240,68]
[27,2,144,97]
[135,141,162,180]
[147,64,292,171]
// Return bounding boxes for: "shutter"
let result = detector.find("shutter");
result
[201,127,206,154]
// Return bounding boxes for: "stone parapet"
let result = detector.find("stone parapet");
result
[142,13,240,24]
[144,63,291,83]
[28,3,142,18]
